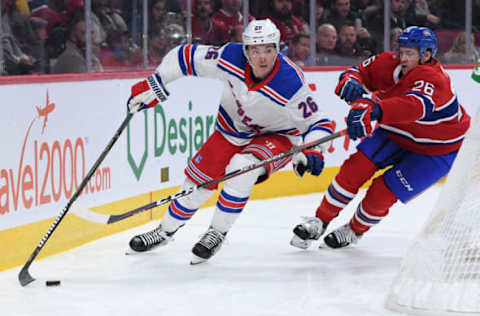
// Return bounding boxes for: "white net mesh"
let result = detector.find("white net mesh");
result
[385,108,480,315]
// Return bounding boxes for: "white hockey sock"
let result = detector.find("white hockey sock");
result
[161,178,214,233]
[210,153,265,233]
[210,189,248,233]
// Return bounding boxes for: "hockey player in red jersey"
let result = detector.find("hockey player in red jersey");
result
[290,26,471,249]
[125,19,334,264]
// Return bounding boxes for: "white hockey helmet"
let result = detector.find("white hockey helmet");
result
[242,19,280,57]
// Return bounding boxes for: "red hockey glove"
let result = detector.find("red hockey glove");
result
[127,73,169,113]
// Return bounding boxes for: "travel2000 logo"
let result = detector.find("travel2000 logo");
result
[0,90,111,215]
[127,101,215,180]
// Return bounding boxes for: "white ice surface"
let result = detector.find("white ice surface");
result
[0,186,441,316]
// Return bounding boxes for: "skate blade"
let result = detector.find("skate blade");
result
[125,248,149,255]
[125,248,142,255]
[190,254,208,265]
[290,235,312,250]
[125,244,167,255]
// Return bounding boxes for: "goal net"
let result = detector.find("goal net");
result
[385,108,480,316]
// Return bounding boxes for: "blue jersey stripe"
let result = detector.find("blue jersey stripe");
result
[219,43,247,69]
[418,97,459,123]
[218,63,245,82]
[178,45,187,75]
[407,92,435,119]
[191,44,198,76]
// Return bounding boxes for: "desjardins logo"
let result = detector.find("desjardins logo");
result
[127,101,215,180]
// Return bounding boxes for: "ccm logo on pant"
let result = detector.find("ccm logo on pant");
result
[395,170,414,192]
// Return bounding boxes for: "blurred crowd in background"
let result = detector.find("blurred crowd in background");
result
[1,0,480,75]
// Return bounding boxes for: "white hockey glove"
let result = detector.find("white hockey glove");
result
[127,73,169,113]
[292,149,325,177]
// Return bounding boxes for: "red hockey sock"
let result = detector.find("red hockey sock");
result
[350,176,398,234]
[316,151,377,222]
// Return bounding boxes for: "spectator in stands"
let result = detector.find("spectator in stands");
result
[390,27,403,51]
[192,0,228,45]
[28,0,65,37]
[438,1,480,30]
[334,22,363,64]
[9,0,45,60]
[440,32,477,64]
[147,28,167,68]
[1,0,38,74]
[316,23,346,65]
[93,0,129,41]
[212,0,253,41]
[350,0,374,12]
[149,0,168,35]
[326,0,363,31]
[316,23,337,55]
[288,32,312,66]
[64,0,84,20]
[262,0,306,46]
[249,0,265,17]
[64,0,107,59]
[165,0,184,12]
[364,0,416,48]
[356,26,377,56]
[99,30,141,72]
[291,0,309,31]
[229,24,243,42]
[48,0,65,13]
[30,16,51,73]
[52,14,103,73]
[414,0,440,28]
[44,25,68,64]
[389,0,416,29]
[316,0,329,26]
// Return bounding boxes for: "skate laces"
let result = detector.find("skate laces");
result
[300,216,323,238]
[139,227,169,246]
[198,229,225,250]
[333,224,358,244]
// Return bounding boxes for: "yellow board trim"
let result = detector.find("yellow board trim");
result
[1,167,384,272]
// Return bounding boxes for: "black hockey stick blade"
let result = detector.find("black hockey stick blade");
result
[71,129,347,225]
[18,112,134,286]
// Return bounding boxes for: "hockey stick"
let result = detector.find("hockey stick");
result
[71,129,347,225]
[18,112,135,287]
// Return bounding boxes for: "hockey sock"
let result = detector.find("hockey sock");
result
[210,189,249,233]
[316,151,377,222]
[162,178,214,232]
[210,153,263,233]
[350,176,398,234]
[316,177,356,222]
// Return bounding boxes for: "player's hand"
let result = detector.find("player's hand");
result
[292,149,325,177]
[127,73,169,113]
[335,73,366,102]
[346,98,382,140]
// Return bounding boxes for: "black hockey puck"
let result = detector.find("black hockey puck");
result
[45,280,61,286]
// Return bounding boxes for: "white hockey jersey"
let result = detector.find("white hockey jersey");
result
[156,43,333,147]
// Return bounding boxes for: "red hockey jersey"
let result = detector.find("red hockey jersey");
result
[351,51,470,155]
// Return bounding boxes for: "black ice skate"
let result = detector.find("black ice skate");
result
[290,217,329,249]
[323,223,362,248]
[129,225,178,252]
[190,227,226,265]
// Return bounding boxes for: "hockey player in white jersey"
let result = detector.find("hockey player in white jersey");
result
[126,19,334,264]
